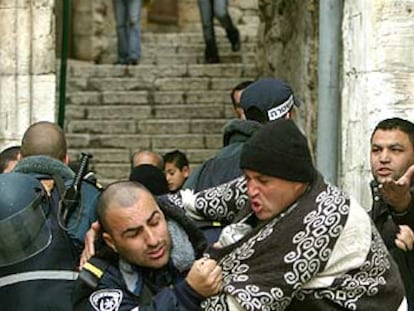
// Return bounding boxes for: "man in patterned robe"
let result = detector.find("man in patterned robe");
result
[176,119,407,310]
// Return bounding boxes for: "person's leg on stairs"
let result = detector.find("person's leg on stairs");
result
[213,0,240,52]
[112,0,129,64]
[197,0,220,63]
[127,0,142,65]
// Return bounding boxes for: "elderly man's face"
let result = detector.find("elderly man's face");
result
[244,169,308,220]
[370,129,414,183]
[103,191,171,269]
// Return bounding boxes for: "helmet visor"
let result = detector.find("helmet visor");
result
[0,193,51,267]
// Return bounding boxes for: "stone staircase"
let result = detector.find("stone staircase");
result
[64,31,259,185]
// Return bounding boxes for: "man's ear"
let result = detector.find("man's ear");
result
[103,232,118,253]
[182,165,190,178]
[63,154,70,165]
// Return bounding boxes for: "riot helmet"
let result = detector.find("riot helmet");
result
[0,173,51,267]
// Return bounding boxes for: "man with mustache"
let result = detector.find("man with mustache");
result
[179,119,407,310]
[370,117,414,310]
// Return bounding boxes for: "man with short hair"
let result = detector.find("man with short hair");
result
[0,145,21,173]
[0,121,100,310]
[230,80,254,119]
[131,150,164,170]
[73,181,222,310]
[14,121,100,249]
[369,117,414,310]
[183,78,300,192]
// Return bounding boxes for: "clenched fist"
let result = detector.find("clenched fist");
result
[185,258,223,297]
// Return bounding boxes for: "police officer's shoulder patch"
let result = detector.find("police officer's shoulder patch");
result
[89,289,123,311]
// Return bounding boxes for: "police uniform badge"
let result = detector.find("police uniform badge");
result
[90,289,123,311]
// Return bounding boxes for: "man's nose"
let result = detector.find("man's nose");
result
[247,180,258,197]
[144,228,158,246]
[379,150,391,162]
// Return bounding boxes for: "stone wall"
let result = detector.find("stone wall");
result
[255,0,319,153]
[341,0,414,207]
[0,0,56,150]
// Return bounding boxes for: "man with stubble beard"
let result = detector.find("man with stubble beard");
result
[370,117,414,310]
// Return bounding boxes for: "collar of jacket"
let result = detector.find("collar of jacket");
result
[222,119,262,146]
[13,155,74,180]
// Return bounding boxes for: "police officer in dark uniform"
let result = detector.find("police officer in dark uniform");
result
[73,181,222,311]
[0,173,79,310]
[0,121,100,310]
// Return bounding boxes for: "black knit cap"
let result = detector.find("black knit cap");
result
[129,164,169,195]
[240,119,315,182]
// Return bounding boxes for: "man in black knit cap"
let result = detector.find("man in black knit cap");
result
[178,119,407,310]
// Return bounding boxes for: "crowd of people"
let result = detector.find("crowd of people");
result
[0,78,413,310]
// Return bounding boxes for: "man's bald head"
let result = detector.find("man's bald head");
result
[21,121,67,161]
[131,150,164,170]
[97,181,153,233]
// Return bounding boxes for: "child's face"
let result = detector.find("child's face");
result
[164,162,189,192]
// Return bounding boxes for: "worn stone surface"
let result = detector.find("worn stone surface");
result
[0,0,55,149]
[256,0,318,153]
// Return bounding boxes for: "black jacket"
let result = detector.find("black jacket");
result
[370,180,414,305]
[183,119,261,192]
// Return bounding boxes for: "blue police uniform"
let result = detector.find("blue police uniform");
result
[72,199,208,311]
[0,156,100,310]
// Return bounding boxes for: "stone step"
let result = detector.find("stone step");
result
[139,31,258,45]
[141,42,257,55]
[67,90,235,106]
[65,90,239,120]
[101,52,256,66]
[135,53,253,66]
[67,130,222,149]
[67,75,257,93]
[66,100,233,120]
[67,63,258,79]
